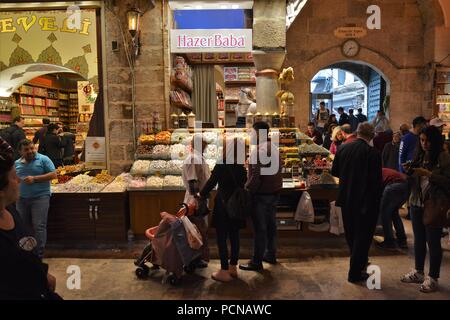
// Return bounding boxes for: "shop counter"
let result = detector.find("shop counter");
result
[47,192,129,244]
[128,186,338,238]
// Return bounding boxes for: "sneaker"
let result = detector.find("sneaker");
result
[211,269,232,283]
[239,261,264,271]
[376,241,398,250]
[229,265,238,278]
[420,276,438,293]
[401,270,425,284]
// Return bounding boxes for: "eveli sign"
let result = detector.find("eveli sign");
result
[170,29,252,53]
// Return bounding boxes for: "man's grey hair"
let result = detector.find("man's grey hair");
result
[357,122,375,141]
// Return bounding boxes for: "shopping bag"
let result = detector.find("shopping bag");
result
[295,191,315,223]
[329,201,345,235]
[180,215,203,250]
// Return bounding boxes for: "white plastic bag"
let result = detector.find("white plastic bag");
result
[295,191,315,223]
[180,216,203,250]
[329,201,345,235]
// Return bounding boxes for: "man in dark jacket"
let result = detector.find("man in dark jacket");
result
[0,117,26,160]
[42,124,65,168]
[337,107,350,126]
[32,118,50,154]
[331,122,383,283]
[240,121,282,271]
[61,126,76,165]
[382,131,401,170]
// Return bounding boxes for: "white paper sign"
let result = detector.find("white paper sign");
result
[85,137,106,169]
[170,29,252,53]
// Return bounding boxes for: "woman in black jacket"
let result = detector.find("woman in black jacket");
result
[0,151,61,300]
[199,138,247,282]
[42,123,65,168]
[401,126,450,293]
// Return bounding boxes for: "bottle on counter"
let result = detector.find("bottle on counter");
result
[188,111,196,128]
[178,112,187,128]
[170,113,179,129]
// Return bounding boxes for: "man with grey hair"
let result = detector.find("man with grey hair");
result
[331,122,383,284]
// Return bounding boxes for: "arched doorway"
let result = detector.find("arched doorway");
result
[310,61,390,124]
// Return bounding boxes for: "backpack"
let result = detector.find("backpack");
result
[223,166,253,220]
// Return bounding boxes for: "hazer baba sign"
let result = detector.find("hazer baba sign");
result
[171,29,252,53]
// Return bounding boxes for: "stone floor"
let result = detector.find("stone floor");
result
[45,219,450,300]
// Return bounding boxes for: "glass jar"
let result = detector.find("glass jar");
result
[170,113,179,129]
[281,113,289,128]
[178,112,187,128]
[272,112,280,128]
[254,112,263,123]
[263,112,271,125]
[188,112,196,128]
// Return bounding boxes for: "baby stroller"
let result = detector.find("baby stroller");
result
[134,203,206,285]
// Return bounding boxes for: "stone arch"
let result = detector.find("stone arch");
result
[291,45,412,130]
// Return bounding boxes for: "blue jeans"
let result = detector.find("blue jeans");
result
[16,195,50,259]
[411,206,443,279]
[380,182,408,244]
[251,194,279,264]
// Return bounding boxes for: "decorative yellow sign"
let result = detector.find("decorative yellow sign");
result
[334,27,367,39]
[0,9,98,85]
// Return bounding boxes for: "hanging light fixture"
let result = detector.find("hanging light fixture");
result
[127,7,141,57]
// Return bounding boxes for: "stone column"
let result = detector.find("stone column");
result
[252,0,286,115]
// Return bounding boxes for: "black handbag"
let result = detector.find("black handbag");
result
[223,166,252,220]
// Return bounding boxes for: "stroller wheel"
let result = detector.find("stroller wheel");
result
[135,265,150,279]
[168,274,181,286]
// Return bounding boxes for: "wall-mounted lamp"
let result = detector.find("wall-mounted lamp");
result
[127,7,141,57]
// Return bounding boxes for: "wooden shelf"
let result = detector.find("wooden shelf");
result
[225,98,239,103]
[225,80,256,86]
[19,93,48,98]
[171,101,193,111]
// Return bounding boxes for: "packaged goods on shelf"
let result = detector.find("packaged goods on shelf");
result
[166,160,184,175]
[52,183,81,193]
[155,131,172,144]
[171,130,192,144]
[163,175,184,189]
[135,145,154,158]
[68,174,94,185]
[130,160,151,175]
[92,172,114,184]
[202,131,219,144]
[170,89,192,108]
[129,177,147,189]
[148,160,168,174]
[139,134,155,145]
[146,176,164,189]
[170,144,188,160]
[298,143,330,155]
[203,144,220,160]
[78,183,106,193]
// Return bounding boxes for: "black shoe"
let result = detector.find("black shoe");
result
[263,257,277,265]
[376,241,398,250]
[239,262,264,271]
[397,239,408,249]
[348,272,370,283]
[195,260,208,269]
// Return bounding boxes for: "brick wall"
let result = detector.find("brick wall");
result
[104,0,169,174]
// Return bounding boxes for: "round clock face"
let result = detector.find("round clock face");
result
[342,40,360,57]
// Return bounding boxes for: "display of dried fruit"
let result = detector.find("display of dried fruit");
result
[139,135,155,145]
[155,131,172,144]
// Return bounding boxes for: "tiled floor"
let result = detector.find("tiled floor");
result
[46,219,450,300]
